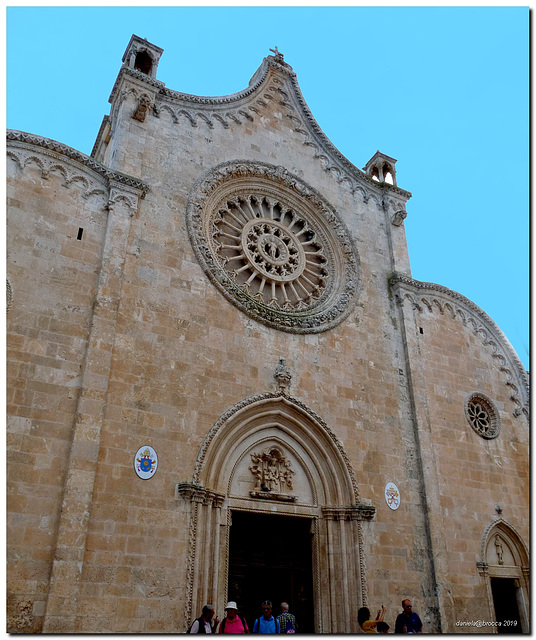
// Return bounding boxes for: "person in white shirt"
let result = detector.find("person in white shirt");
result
[189,604,219,633]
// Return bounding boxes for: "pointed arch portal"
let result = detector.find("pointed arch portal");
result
[177,393,375,633]
[478,519,530,633]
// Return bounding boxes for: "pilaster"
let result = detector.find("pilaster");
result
[42,181,145,632]
[390,279,456,633]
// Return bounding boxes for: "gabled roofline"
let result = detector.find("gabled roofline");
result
[103,51,412,201]
[389,273,529,417]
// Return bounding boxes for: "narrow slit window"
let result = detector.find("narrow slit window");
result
[77,228,84,241]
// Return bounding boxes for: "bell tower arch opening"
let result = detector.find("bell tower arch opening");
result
[178,392,376,633]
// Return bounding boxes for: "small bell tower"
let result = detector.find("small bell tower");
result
[122,34,164,80]
[363,150,398,186]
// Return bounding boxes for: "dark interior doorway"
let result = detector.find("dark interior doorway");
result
[491,578,522,633]
[228,511,314,633]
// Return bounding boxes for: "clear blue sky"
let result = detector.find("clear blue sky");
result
[6,6,529,370]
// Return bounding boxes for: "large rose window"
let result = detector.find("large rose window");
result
[187,161,359,333]
[214,195,328,310]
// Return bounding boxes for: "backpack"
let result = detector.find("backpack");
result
[253,617,280,634]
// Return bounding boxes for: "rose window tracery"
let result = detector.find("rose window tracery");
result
[186,161,360,333]
[465,392,500,439]
[213,195,328,310]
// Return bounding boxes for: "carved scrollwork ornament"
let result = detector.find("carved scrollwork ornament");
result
[6,279,13,312]
[187,160,360,333]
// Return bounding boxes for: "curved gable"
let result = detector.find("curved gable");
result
[390,274,529,417]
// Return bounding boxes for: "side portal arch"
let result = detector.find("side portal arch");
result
[178,392,375,633]
[477,519,530,632]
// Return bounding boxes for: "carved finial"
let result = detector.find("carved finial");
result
[269,46,284,63]
[495,504,503,515]
[274,357,292,393]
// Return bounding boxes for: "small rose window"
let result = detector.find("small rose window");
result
[465,393,500,439]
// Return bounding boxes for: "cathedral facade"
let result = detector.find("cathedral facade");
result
[7,36,529,633]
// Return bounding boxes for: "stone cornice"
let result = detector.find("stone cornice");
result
[104,54,411,202]
[7,130,149,198]
[389,273,529,417]
[282,69,412,201]
[160,57,279,105]
[108,65,166,104]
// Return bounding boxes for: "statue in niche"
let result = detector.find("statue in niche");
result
[249,446,295,497]
[494,534,504,565]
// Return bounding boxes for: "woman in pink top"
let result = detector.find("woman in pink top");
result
[218,602,249,634]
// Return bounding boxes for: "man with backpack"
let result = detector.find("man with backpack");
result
[253,601,281,634]
[277,602,296,634]
[218,602,249,634]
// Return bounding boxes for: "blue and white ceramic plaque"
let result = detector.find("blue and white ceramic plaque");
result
[134,445,158,479]
[385,482,400,510]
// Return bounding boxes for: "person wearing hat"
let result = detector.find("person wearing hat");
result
[218,601,249,634]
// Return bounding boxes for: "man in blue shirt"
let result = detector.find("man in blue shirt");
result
[253,601,281,634]
[394,599,423,633]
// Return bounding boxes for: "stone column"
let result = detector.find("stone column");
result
[321,505,374,633]
[177,483,225,632]
[43,183,144,632]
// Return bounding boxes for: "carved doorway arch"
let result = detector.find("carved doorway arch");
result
[477,519,529,633]
[177,392,375,633]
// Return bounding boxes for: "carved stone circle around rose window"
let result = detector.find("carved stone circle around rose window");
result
[186,160,360,333]
[465,392,500,439]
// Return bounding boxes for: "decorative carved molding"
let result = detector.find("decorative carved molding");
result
[108,53,411,203]
[7,130,149,198]
[389,273,529,418]
[192,391,360,503]
[357,520,369,607]
[322,500,376,521]
[187,160,360,333]
[465,392,500,439]
[6,279,13,312]
[176,482,225,507]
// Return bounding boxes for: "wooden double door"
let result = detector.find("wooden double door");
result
[228,511,315,633]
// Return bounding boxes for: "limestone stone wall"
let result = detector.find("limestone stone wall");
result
[6,141,109,632]
[390,276,529,632]
[62,56,440,632]
[6,41,529,634]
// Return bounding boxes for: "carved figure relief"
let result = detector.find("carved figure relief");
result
[132,94,153,122]
[249,446,296,500]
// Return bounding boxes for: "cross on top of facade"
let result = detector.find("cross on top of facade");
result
[269,46,284,62]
